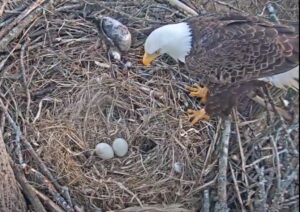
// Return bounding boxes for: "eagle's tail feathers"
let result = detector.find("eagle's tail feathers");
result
[260,66,299,91]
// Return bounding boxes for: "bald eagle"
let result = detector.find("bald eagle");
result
[142,13,299,124]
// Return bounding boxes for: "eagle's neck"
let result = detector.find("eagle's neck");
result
[161,22,192,63]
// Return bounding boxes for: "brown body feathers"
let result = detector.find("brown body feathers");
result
[185,13,299,116]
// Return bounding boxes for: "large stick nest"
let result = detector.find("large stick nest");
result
[0,0,299,211]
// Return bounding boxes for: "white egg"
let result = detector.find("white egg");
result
[95,143,114,160]
[112,138,128,157]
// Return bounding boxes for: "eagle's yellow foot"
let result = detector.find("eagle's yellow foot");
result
[186,85,209,103]
[187,108,210,125]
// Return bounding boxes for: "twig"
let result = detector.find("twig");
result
[215,0,246,13]
[0,0,53,51]
[250,95,292,121]
[245,149,287,168]
[32,187,65,212]
[269,134,284,211]
[270,135,282,191]
[111,180,143,207]
[20,38,32,122]
[263,87,298,156]
[0,98,23,164]
[0,0,9,16]
[199,119,222,183]
[202,189,210,212]
[90,2,165,24]
[0,0,45,41]
[281,165,299,191]
[0,41,22,72]
[192,175,218,194]
[229,162,246,211]
[0,130,27,211]
[121,204,190,212]
[233,109,249,187]
[165,0,198,16]
[0,98,75,209]
[22,138,74,208]
[33,97,58,123]
[214,117,231,212]
[253,165,268,212]
[12,164,47,212]
[22,164,74,212]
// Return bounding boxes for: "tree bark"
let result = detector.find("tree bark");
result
[0,132,27,212]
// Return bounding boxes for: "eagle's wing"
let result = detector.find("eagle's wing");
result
[185,13,299,88]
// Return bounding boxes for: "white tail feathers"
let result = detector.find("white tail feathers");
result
[260,66,299,91]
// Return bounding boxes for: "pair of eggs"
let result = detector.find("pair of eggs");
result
[95,138,128,160]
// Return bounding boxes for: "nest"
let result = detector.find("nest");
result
[0,0,299,211]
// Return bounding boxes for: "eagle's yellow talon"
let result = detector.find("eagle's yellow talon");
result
[187,108,210,124]
[186,85,209,103]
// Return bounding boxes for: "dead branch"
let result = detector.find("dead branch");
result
[0,0,45,41]
[121,204,190,212]
[214,0,246,13]
[0,98,76,210]
[199,119,222,182]
[0,130,27,212]
[254,165,268,212]
[233,109,249,187]
[214,117,231,212]
[192,175,218,194]
[0,0,53,51]
[22,164,74,212]
[229,162,246,212]
[0,98,23,164]
[22,138,75,208]
[20,38,32,121]
[202,189,210,212]
[165,0,198,16]
[245,149,287,168]
[12,164,47,212]
[32,187,65,212]
[263,88,298,156]
[250,95,292,121]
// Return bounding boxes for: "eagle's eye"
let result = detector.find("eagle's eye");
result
[154,49,160,55]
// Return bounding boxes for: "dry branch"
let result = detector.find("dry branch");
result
[33,188,65,212]
[0,0,53,51]
[0,130,27,212]
[12,165,47,212]
[0,0,45,41]
[233,109,249,188]
[229,162,246,212]
[254,165,268,212]
[120,204,191,212]
[20,39,32,121]
[165,0,198,16]
[250,95,292,121]
[202,189,210,212]
[22,138,75,208]
[0,99,23,164]
[214,117,231,212]
[214,0,246,13]
[22,164,73,212]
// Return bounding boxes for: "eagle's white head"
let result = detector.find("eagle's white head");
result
[143,22,192,65]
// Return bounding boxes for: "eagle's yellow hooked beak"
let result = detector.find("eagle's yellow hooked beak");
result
[142,52,160,65]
